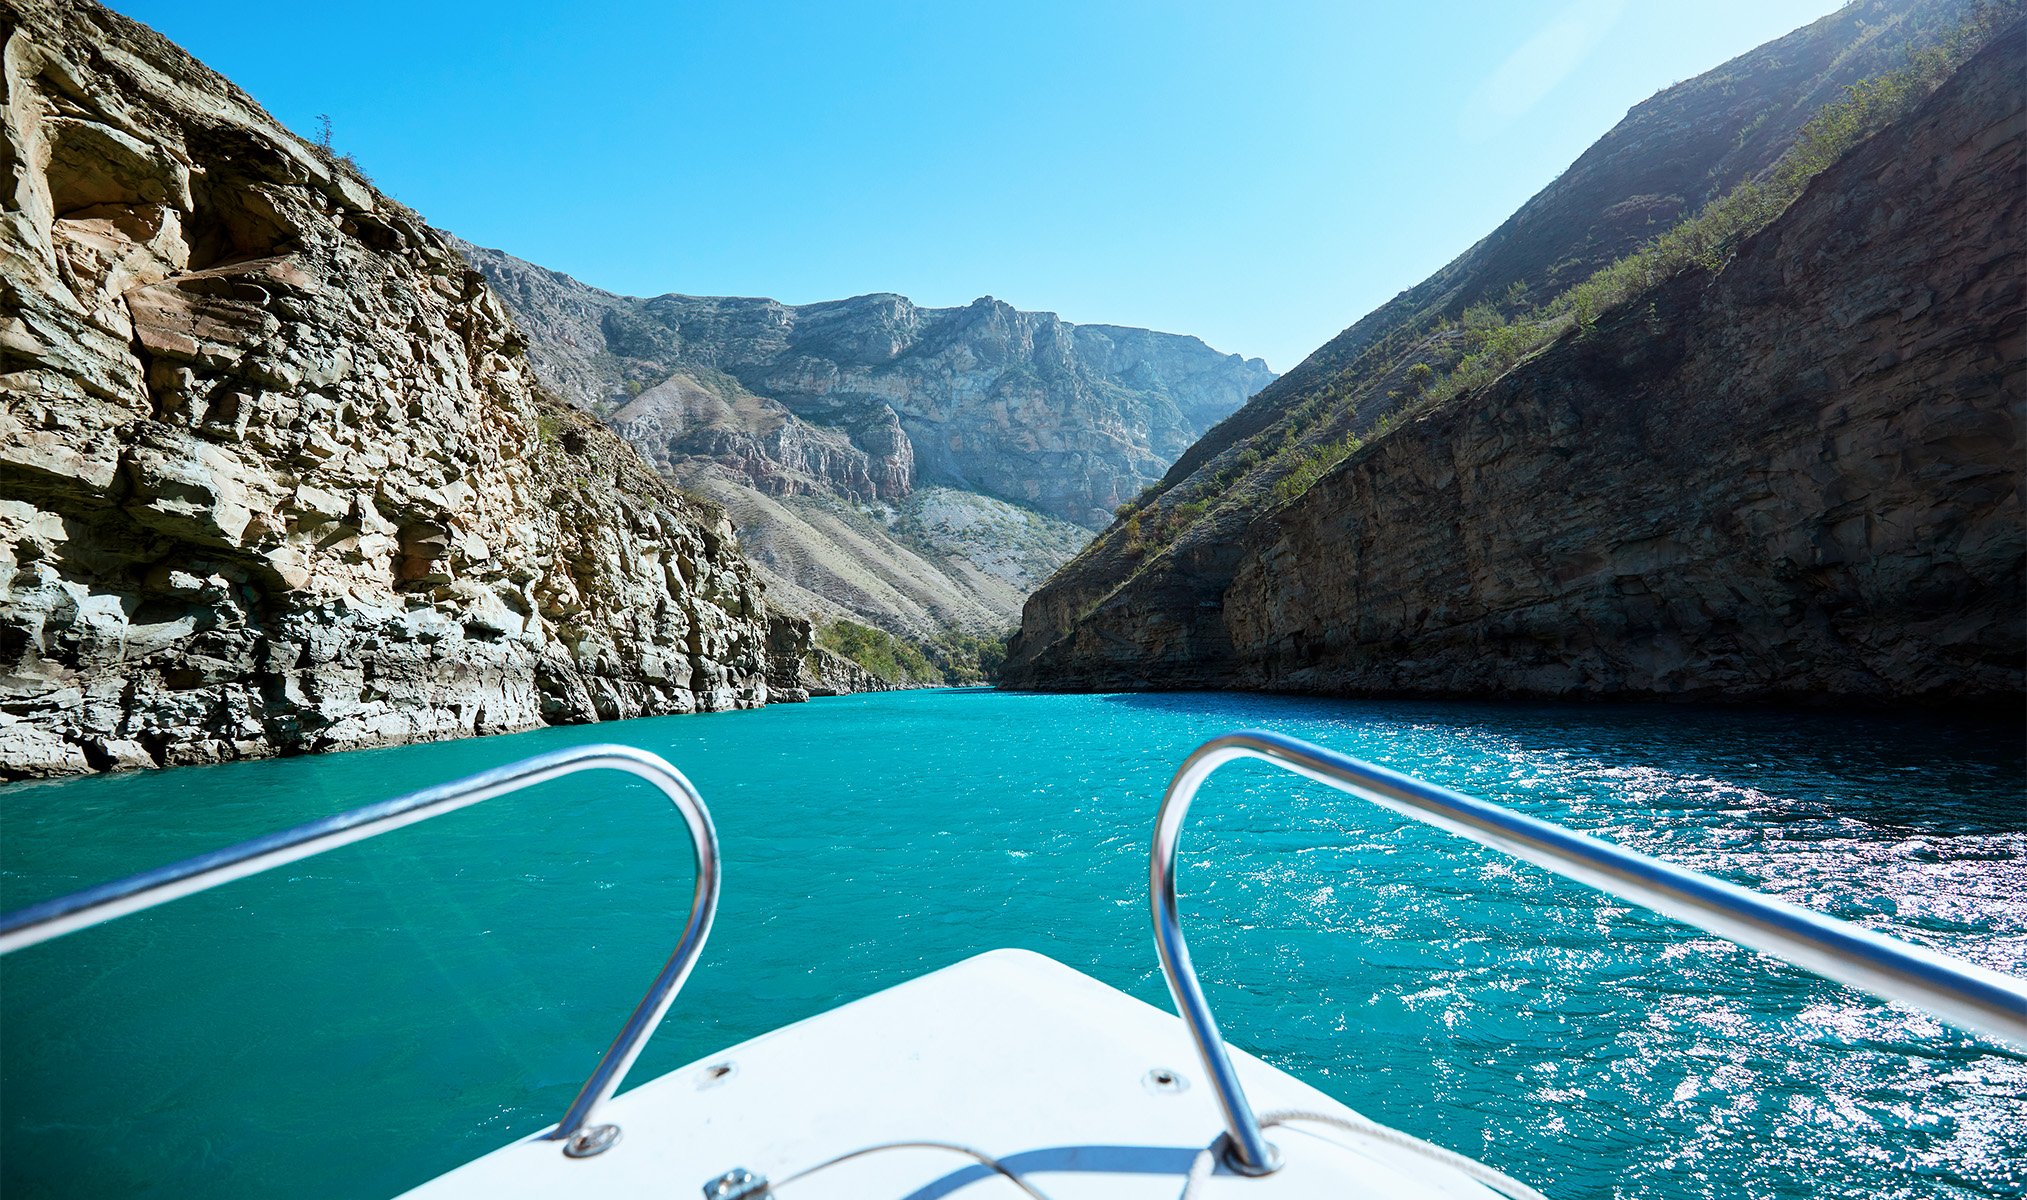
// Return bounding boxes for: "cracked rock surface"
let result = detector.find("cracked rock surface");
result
[458,239,1279,531]
[1009,29,2023,704]
[1,0,787,779]
[457,240,1278,637]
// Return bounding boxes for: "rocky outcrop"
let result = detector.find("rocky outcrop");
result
[456,240,1276,531]
[1009,27,2023,705]
[609,368,913,505]
[763,611,897,698]
[1007,0,1993,675]
[0,0,791,779]
[801,648,896,697]
[456,242,1265,639]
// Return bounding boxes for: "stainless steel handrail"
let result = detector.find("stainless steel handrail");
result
[0,742,719,1159]
[1151,729,2027,1177]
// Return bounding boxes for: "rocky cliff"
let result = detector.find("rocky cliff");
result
[458,241,1270,638]
[610,366,914,506]
[1008,23,2023,704]
[458,241,1275,530]
[1006,0,1998,686]
[763,611,896,699]
[0,0,788,779]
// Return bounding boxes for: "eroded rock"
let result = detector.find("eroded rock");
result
[0,0,796,779]
[1007,29,2024,705]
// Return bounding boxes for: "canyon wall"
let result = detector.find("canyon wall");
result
[459,241,1268,638]
[1009,28,2022,704]
[0,0,785,779]
[1005,0,1996,687]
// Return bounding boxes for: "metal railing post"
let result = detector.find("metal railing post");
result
[1151,730,2027,1175]
[0,743,719,1158]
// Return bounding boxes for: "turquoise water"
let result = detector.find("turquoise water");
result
[2,690,2022,1199]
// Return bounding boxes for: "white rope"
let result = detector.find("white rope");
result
[763,1110,1540,1200]
[1262,1110,1547,1200]
[1175,1110,1547,1200]
[1179,1144,1218,1199]
[769,1139,1056,1199]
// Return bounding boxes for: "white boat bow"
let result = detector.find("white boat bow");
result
[405,948,1522,1200]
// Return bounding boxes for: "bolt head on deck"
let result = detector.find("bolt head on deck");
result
[702,1166,772,1198]
[561,1124,621,1158]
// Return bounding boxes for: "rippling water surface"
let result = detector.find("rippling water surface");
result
[3,691,2022,1199]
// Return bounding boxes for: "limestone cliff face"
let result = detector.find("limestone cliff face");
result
[1010,29,2023,704]
[763,612,901,699]
[687,293,1273,529]
[0,0,784,779]
[609,369,913,506]
[457,241,1263,639]
[457,240,1276,531]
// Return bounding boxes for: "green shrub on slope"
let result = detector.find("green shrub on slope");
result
[818,621,1013,685]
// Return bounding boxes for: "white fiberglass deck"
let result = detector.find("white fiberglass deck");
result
[404,949,1512,1199]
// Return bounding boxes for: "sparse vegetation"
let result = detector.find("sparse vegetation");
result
[819,620,1012,685]
[1113,483,1163,519]
[310,112,375,187]
[1265,0,2018,507]
[1272,433,1361,503]
[1072,0,2017,572]
[675,488,726,521]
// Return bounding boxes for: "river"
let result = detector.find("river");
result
[3,689,2021,1198]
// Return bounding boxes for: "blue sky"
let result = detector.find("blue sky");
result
[113,1,1842,372]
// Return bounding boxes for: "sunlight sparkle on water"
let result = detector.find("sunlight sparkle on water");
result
[3,690,2022,1199]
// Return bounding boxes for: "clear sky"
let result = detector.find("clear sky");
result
[110,0,1844,372]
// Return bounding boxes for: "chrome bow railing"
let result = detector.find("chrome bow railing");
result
[1150,730,2027,1177]
[0,743,718,1159]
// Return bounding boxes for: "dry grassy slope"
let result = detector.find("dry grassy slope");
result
[683,477,1089,639]
[1006,0,1986,680]
[1010,26,2023,703]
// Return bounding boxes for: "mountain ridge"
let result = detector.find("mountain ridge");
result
[458,240,1274,641]
[1005,0,2012,694]
[457,238,1274,529]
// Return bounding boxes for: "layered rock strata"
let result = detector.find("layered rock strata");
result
[458,242,1259,638]
[0,0,786,779]
[1009,29,2023,703]
[1006,0,1994,681]
[457,239,1277,531]
[608,368,913,506]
